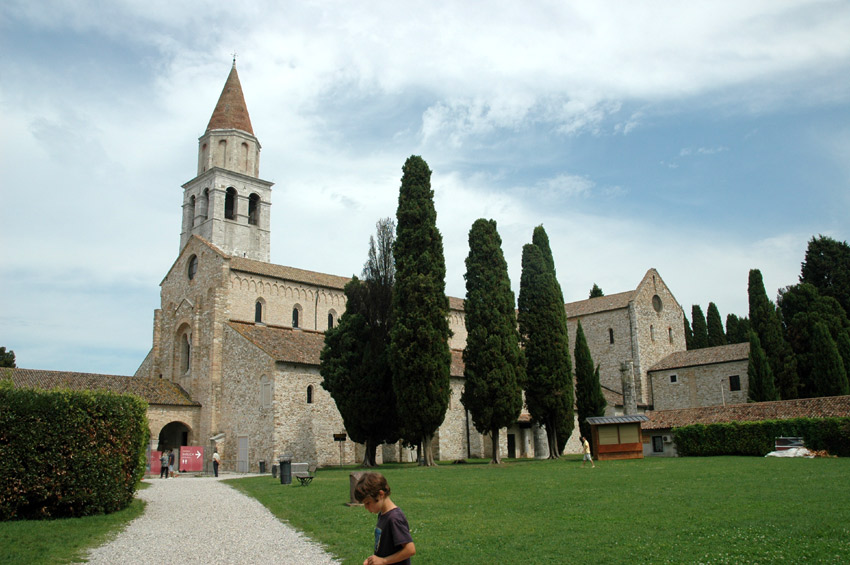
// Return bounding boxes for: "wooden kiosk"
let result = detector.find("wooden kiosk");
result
[586,414,649,461]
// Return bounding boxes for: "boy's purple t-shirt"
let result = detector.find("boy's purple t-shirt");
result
[374,507,413,563]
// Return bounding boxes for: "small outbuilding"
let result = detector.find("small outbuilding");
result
[586,414,649,461]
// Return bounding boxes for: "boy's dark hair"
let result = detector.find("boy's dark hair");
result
[354,472,391,502]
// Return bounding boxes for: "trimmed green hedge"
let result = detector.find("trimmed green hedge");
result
[674,417,850,457]
[0,381,149,520]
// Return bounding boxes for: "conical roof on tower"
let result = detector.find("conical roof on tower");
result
[205,62,254,135]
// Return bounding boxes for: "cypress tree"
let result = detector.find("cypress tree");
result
[748,269,798,399]
[589,284,604,298]
[810,322,849,397]
[747,331,778,402]
[837,330,850,390]
[574,320,606,448]
[518,226,573,459]
[389,156,452,466]
[684,316,694,350]
[461,219,525,464]
[706,302,727,347]
[691,305,709,349]
[725,314,751,344]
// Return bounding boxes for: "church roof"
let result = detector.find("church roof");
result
[643,395,850,430]
[206,63,254,135]
[565,290,635,318]
[228,321,326,366]
[649,342,749,372]
[1,368,199,407]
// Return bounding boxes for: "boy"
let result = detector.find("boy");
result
[354,472,416,565]
[581,436,596,468]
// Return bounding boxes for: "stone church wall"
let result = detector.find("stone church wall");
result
[650,359,749,411]
[567,308,633,398]
[219,324,276,472]
[273,362,353,467]
[228,272,346,332]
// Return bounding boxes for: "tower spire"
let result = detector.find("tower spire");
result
[206,60,253,135]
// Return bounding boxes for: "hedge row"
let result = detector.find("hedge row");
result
[673,417,850,457]
[0,381,149,520]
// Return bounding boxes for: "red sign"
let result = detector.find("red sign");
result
[150,450,163,475]
[180,446,204,472]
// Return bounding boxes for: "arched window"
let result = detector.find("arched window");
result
[189,195,196,227]
[218,139,227,168]
[187,255,198,280]
[241,142,249,173]
[292,306,300,328]
[307,385,313,404]
[328,312,335,330]
[248,193,260,226]
[668,327,674,344]
[180,333,191,374]
[225,187,237,220]
[650,325,655,342]
[255,300,263,323]
[202,188,210,219]
[609,328,615,344]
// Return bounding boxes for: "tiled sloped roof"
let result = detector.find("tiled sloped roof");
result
[565,290,634,318]
[206,64,254,135]
[1,368,199,406]
[228,321,326,366]
[229,256,352,290]
[650,343,750,372]
[587,414,649,425]
[643,395,850,430]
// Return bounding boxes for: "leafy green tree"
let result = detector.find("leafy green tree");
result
[517,226,573,459]
[684,316,694,349]
[778,283,850,397]
[320,219,400,466]
[589,284,604,298]
[748,269,798,399]
[725,314,751,344]
[389,156,452,467]
[800,235,850,317]
[836,331,850,390]
[691,305,709,349]
[574,321,606,449]
[0,347,15,368]
[747,331,778,402]
[706,302,727,347]
[809,322,849,397]
[461,219,525,464]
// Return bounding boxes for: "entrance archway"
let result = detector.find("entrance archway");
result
[157,421,192,470]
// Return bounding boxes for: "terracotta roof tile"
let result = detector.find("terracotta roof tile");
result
[206,64,254,135]
[643,395,850,430]
[1,368,199,406]
[228,321,326,365]
[565,290,635,318]
[649,342,750,372]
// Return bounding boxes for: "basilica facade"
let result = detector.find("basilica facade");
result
[133,63,738,471]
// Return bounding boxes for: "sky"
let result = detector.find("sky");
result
[1,1,849,376]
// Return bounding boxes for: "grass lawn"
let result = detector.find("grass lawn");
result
[0,483,147,565]
[228,456,850,564]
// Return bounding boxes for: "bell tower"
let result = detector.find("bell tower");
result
[180,61,273,262]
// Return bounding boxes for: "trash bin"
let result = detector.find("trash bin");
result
[272,464,278,479]
[259,460,266,474]
[279,456,291,485]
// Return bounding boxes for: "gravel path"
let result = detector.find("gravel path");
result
[85,475,340,564]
